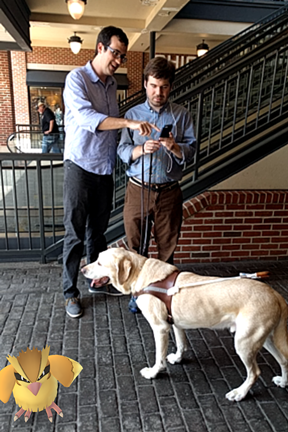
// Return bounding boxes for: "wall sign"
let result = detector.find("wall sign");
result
[156,53,197,69]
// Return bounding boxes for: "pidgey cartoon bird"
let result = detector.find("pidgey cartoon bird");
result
[0,346,82,422]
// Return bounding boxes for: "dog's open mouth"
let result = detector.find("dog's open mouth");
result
[90,276,110,287]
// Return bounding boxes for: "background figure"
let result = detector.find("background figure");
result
[62,26,157,319]
[117,57,196,311]
[38,102,61,153]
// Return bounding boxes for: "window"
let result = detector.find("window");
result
[29,87,64,127]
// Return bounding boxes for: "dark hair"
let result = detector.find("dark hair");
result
[95,26,129,56]
[144,57,176,85]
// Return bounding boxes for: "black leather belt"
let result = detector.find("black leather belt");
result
[130,177,178,192]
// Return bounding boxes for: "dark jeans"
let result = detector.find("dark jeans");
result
[62,160,113,299]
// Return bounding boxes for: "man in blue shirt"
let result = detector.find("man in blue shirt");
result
[118,57,196,312]
[63,26,157,318]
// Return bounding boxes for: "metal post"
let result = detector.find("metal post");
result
[150,31,156,59]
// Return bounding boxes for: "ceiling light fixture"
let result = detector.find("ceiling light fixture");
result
[196,39,209,57]
[158,11,170,16]
[66,0,87,20]
[139,0,159,6]
[68,32,83,54]
[161,7,180,12]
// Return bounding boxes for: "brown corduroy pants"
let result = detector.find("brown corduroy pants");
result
[123,180,183,263]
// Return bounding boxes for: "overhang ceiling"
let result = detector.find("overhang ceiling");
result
[25,0,251,55]
[4,0,282,55]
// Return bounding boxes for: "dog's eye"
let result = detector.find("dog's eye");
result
[98,262,102,266]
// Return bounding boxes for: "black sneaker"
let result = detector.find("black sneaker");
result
[65,297,83,318]
[89,284,123,296]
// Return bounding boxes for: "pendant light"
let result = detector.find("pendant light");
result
[66,0,87,20]
[196,40,209,57]
[68,32,83,54]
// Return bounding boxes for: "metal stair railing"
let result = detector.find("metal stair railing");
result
[174,36,288,197]
[119,4,288,117]
[108,32,288,235]
[170,21,288,103]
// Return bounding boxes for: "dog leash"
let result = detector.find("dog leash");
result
[143,271,269,297]
[141,152,153,256]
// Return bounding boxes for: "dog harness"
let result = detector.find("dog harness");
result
[135,270,269,324]
[136,270,180,324]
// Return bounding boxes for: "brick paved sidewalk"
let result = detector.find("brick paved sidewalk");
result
[0,259,287,431]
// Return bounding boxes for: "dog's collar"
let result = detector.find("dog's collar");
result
[136,271,180,324]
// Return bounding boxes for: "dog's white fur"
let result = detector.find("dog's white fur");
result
[82,247,288,401]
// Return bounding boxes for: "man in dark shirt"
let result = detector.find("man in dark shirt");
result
[38,102,61,153]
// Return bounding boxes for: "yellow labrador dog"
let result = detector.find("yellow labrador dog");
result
[81,247,288,402]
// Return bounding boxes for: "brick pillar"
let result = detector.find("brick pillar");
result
[127,51,145,97]
[0,51,15,148]
[11,51,30,125]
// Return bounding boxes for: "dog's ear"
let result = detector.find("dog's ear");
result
[116,257,132,288]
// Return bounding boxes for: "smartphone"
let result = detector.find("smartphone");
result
[159,124,172,138]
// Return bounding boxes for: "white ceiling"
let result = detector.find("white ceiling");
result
[0,23,16,42]
[0,0,251,55]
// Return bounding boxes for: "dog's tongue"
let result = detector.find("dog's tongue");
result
[91,277,110,287]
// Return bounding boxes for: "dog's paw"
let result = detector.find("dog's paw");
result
[167,353,182,364]
[140,366,164,379]
[225,388,246,402]
[140,367,157,379]
[272,376,287,388]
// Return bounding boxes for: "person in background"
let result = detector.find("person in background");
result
[38,102,61,153]
[62,26,158,318]
[117,56,196,312]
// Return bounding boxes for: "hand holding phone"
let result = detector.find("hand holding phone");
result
[159,124,172,138]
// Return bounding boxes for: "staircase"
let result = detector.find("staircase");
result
[119,5,288,117]
[107,5,288,243]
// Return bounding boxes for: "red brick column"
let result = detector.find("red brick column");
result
[11,51,29,125]
[0,51,15,148]
[127,51,145,97]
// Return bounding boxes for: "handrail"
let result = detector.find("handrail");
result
[119,4,288,116]
[15,124,64,132]
[7,130,65,154]
[176,32,288,105]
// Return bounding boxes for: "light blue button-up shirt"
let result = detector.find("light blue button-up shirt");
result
[117,100,196,183]
[63,61,119,174]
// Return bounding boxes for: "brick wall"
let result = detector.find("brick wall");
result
[115,191,288,263]
[11,52,29,125]
[27,46,94,66]
[0,51,15,147]
[174,190,288,263]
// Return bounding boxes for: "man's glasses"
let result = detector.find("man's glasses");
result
[105,45,127,64]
